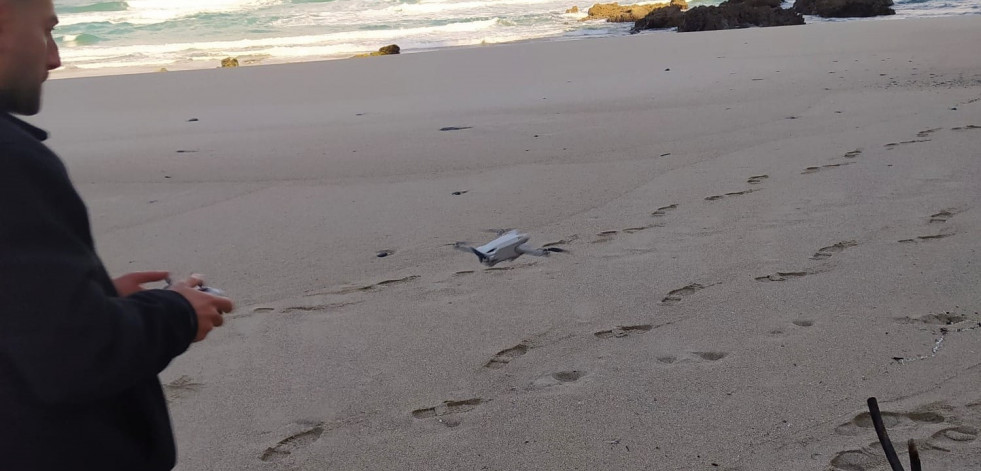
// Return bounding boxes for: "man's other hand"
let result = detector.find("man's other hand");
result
[113,271,170,297]
[167,276,235,342]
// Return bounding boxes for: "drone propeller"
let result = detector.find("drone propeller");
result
[452,241,488,263]
[451,241,474,252]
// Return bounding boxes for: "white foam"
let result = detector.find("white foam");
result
[58,18,512,68]
[59,0,281,26]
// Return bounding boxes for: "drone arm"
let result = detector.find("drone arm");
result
[516,244,549,257]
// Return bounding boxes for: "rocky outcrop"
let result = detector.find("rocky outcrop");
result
[584,0,687,22]
[220,57,239,68]
[566,5,580,12]
[631,4,685,30]
[633,0,803,32]
[378,44,401,55]
[793,0,894,17]
[353,44,401,58]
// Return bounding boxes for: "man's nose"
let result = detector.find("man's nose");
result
[48,41,62,71]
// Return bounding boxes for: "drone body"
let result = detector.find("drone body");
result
[458,230,557,266]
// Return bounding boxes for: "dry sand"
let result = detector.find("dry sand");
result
[32,16,981,470]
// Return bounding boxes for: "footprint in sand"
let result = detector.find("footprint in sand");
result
[531,370,587,389]
[651,204,678,217]
[951,124,981,131]
[747,175,769,185]
[543,236,578,248]
[656,351,728,365]
[411,398,484,427]
[591,225,659,241]
[843,149,862,159]
[592,230,619,243]
[828,403,973,470]
[927,426,979,452]
[801,162,853,175]
[322,275,421,295]
[594,324,654,339]
[440,126,472,132]
[375,276,420,287]
[484,265,517,272]
[770,320,814,337]
[917,127,943,138]
[163,375,203,403]
[260,423,325,462]
[885,139,931,149]
[811,240,857,260]
[829,446,886,471]
[661,283,708,305]
[485,343,530,369]
[898,233,955,243]
[929,209,959,224]
[281,301,363,313]
[755,271,810,283]
[834,409,944,436]
[622,225,655,234]
[705,189,757,201]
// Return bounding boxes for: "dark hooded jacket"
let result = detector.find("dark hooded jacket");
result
[0,113,198,470]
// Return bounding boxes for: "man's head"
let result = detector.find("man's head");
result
[0,0,61,115]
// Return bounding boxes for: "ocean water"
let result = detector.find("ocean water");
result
[54,0,980,73]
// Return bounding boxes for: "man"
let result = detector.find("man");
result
[0,0,235,469]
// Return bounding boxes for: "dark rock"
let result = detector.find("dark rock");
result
[220,57,239,68]
[632,4,685,30]
[378,44,401,55]
[353,44,401,58]
[633,0,800,31]
[793,0,894,17]
[677,1,804,32]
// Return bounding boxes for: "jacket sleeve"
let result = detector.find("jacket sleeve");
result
[0,147,198,406]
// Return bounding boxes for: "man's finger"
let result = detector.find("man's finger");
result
[212,312,225,327]
[212,296,234,314]
[183,274,205,287]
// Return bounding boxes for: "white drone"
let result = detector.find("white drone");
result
[454,230,565,267]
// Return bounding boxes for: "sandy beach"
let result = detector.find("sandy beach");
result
[32,16,981,470]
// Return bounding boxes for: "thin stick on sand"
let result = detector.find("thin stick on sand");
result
[866,397,907,471]
[909,439,921,471]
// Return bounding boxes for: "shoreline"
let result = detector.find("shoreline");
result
[48,12,951,81]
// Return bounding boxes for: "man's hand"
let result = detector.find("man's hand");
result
[167,275,235,342]
[113,271,170,297]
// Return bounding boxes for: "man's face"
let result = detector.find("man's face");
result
[0,0,61,115]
